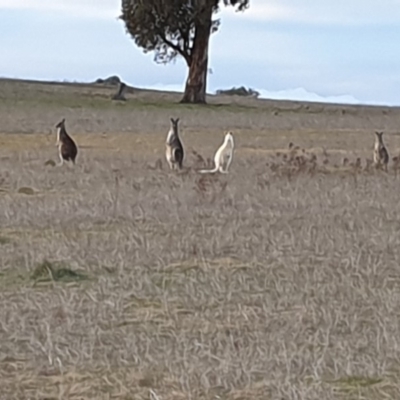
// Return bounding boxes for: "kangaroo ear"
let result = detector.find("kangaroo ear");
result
[56,118,64,128]
[175,118,180,124]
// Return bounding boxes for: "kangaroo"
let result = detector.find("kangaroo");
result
[165,118,184,170]
[55,118,78,166]
[373,131,389,171]
[199,131,234,174]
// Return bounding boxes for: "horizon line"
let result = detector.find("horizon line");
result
[0,75,396,109]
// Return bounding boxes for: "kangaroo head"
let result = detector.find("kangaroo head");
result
[375,131,384,143]
[224,131,234,145]
[56,118,66,129]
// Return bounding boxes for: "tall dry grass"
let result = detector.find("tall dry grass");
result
[1,79,400,399]
[1,143,400,399]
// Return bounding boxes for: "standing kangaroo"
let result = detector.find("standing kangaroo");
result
[199,131,235,174]
[373,131,389,171]
[55,118,78,166]
[165,118,184,170]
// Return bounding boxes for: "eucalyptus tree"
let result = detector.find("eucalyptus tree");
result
[121,0,250,103]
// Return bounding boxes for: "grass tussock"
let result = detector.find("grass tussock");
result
[329,375,383,388]
[0,236,11,245]
[44,159,56,167]
[17,186,36,195]
[31,260,88,283]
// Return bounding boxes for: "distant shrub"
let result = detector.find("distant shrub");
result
[95,75,121,86]
[216,86,260,98]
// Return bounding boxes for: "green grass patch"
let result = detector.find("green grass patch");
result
[0,87,262,114]
[17,186,36,195]
[0,236,11,245]
[31,260,88,283]
[0,270,26,289]
[326,375,384,392]
[44,159,56,167]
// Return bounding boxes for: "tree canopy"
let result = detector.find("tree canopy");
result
[121,0,249,65]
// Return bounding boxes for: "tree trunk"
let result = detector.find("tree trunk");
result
[112,82,127,101]
[180,6,213,104]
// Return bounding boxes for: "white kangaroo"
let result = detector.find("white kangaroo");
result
[199,131,234,174]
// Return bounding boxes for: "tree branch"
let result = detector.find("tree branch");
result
[159,32,192,66]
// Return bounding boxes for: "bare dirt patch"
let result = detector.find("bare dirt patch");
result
[1,78,400,399]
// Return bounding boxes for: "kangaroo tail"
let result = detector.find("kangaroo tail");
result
[198,167,219,174]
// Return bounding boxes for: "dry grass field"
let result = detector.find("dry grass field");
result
[2,78,400,399]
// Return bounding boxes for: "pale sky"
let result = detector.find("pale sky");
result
[1,0,399,105]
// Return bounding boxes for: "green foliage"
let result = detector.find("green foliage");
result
[120,0,249,64]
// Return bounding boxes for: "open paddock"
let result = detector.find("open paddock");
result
[1,79,400,399]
